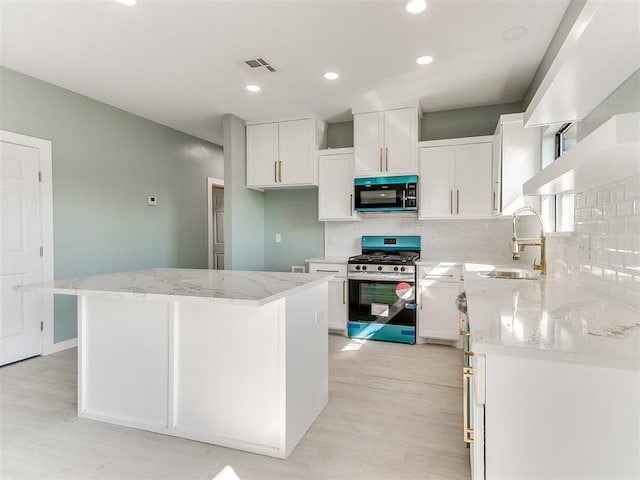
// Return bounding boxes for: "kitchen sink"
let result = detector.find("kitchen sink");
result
[477,270,537,280]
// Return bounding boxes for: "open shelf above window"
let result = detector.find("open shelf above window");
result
[523,113,640,196]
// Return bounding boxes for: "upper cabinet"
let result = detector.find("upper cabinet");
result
[353,105,420,177]
[246,116,326,189]
[317,148,359,222]
[493,113,541,215]
[418,137,493,219]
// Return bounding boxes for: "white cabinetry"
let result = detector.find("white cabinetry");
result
[308,262,347,332]
[467,352,640,480]
[353,106,419,177]
[418,264,461,341]
[317,148,358,222]
[246,116,326,189]
[492,113,541,215]
[418,137,493,219]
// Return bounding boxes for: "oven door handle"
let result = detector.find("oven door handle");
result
[347,273,416,282]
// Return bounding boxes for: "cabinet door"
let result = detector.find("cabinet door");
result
[327,277,347,331]
[354,112,384,177]
[247,123,279,187]
[279,119,314,185]
[418,281,460,340]
[492,132,502,215]
[418,146,455,218]
[455,143,492,217]
[383,108,417,175]
[318,153,357,221]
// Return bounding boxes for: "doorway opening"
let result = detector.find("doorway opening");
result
[207,177,224,270]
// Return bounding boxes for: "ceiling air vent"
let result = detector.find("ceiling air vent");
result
[238,57,279,75]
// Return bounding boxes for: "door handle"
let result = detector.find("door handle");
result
[385,147,389,171]
[450,190,453,215]
[350,194,353,216]
[342,280,346,304]
[278,161,282,183]
[274,161,278,183]
[379,148,383,172]
[456,190,460,214]
[463,366,474,444]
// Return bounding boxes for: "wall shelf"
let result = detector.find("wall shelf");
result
[523,113,640,196]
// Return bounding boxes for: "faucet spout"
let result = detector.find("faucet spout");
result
[511,207,547,275]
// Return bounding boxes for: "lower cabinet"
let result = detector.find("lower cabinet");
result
[467,345,640,480]
[418,264,461,341]
[308,262,347,332]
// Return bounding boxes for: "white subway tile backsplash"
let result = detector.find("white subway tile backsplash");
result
[624,178,640,199]
[555,174,640,310]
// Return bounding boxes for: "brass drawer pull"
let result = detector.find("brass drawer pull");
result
[463,366,474,444]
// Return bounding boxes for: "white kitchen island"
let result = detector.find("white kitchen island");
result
[23,268,331,459]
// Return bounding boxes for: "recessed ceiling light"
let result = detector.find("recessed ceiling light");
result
[246,85,261,92]
[324,72,339,80]
[404,0,427,14]
[501,26,528,41]
[115,0,136,6]
[416,55,434,65]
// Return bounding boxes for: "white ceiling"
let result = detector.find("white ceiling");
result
[0,0,569,145]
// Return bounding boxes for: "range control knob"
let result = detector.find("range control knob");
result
[377,266,383,271]
[400,266,406,272]
[362,266,367,271]
[394,266,399,271]
[355,265,361,270]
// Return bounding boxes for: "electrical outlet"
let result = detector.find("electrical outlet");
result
[577,236,590,257]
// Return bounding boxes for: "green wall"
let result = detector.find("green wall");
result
[421,102,523,140]
[264,189,324,272]
[223,114,265,271]
[0,67,223,343]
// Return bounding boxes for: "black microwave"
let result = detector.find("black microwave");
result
[354,175,418,212]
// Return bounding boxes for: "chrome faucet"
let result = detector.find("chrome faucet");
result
[511,206,546,275]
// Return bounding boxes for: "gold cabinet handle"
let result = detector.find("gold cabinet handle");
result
[385,147,389,171]
[379,148,383,172]
[278,161,282,183]
[493,181,500,211]
[459,312,465,336]
[450,190,453,215]
[316,269,340,273]
[350,193,353,216]
[463,366,474,444]
[456,190,460,214]
[342,280,346,304]
[274,161,278,183]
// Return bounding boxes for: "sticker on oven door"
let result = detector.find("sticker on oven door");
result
[371,302,389,317]
[395,282,414,300]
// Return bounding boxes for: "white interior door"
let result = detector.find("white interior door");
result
[1,141,43,365]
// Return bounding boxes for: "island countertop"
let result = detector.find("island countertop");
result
[19,268,334,306]
[463,263,640,370]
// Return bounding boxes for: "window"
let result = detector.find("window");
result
[541,123,577,233]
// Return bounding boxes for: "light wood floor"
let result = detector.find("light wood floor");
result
[0,334,470,480]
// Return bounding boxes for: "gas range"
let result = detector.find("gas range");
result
[346,235,421,344]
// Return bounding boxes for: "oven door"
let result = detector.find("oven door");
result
[347,276,417,344]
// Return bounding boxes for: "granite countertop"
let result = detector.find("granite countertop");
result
[18,268,333,306]
[305,256,349,264]
[463,263,640,370]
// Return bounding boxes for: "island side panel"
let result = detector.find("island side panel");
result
[78,295,170,427]
[173,300,283,455]
[284,282,329,457]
